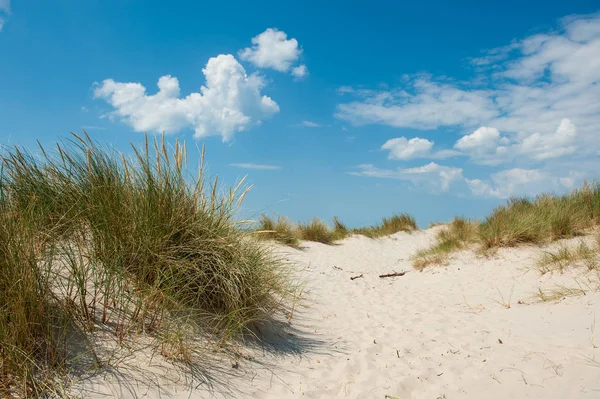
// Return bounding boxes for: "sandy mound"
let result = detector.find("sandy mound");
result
[74,227,600,398]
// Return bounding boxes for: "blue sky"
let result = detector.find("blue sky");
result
[1,1,599,227]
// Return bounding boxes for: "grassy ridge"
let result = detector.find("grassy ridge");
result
[413,183,600,269]
[256,212,418,246]
[0,134,293,397]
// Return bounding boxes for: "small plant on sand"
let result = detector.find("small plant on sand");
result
[412,217,478,270]
[353,212,417,238]
[332,216,350,241]
[538,240,600,275]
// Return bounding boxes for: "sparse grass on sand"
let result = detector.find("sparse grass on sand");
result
[255,213,417,246]
[412,218,479,270]
[255,214,300,247]
[413,183,600,270]
[533,232,600,302]
[351,213,417,238]
[0,134,294,397]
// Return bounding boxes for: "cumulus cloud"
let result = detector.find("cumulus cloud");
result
[381,137,434,160]
[291,64,308,79]
[0,0,10,31]
[336,13,600,162]
[464,168,575,198]
[240,28,307,76]
[229,163,281,170]
[94,54,279,142]
[343,13,600,198]
[455,118,577,164]
[350,162,464,193]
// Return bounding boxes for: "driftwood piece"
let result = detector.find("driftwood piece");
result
[379,271,407,278]
[350,274,363,281]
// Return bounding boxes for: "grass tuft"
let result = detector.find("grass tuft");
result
[353,213,417,238]
[255,214,300,247]
[412,218,478,270]
[297,218,337,244]
[480,183,600,248]
[0,134,294,396]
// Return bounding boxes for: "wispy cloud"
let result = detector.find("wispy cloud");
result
[336,13,600,161]
[0,0,11,31]
[340,12,600,198]
[350,162,464,193]
[298,120,320,128]
[229,163,281,170]
[81,125,106,131]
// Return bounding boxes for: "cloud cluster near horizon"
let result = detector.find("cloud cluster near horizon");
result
[94,28,306,142]
[340,12,600,199]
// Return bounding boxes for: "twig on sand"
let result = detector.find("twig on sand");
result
[350,274,364,280]
[379,271,407,278]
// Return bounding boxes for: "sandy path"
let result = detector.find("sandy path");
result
[76,228,600,398]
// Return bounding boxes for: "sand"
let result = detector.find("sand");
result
[74,227,600,398]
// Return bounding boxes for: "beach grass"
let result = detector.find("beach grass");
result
[412,218,479,270]
[254,213,418,247]
[351,213,417,238]
[413,183,600,270]
[0,134,294,397]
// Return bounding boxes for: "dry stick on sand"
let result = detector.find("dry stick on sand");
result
[379,271,407,278]
[350,274,363,280]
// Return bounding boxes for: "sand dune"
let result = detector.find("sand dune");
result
[76,227,600,398]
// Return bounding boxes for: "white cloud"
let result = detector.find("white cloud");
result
[299,120,320,128]
[455,118,577,164]
[0,0,10,31]
[240,28,307,76]
[336,13,600,163]
[350,162,464,193]
[455,126,501,151]
[336,78,497,129]
[381,137,434,160]
[291,64,308,79]
[466,168,550,198]
[229,163,281,170]
[94,54,279,142]
[519,118,577,160]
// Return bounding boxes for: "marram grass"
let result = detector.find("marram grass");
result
[0,133,294,397]
[256,212,418,247]
[413,182,600,269]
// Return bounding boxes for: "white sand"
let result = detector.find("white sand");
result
[75,227,600,398]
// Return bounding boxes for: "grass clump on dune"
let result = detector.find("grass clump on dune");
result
[0,134,294,397]
[480,183,600,248]
[255,213,418,246]
[414,183,600,270]
[353,213,417,238]
[297,217,338,244]
[412,218,479,270]
[255,215,350,246]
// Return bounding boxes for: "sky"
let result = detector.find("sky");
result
[1,0,599,227]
